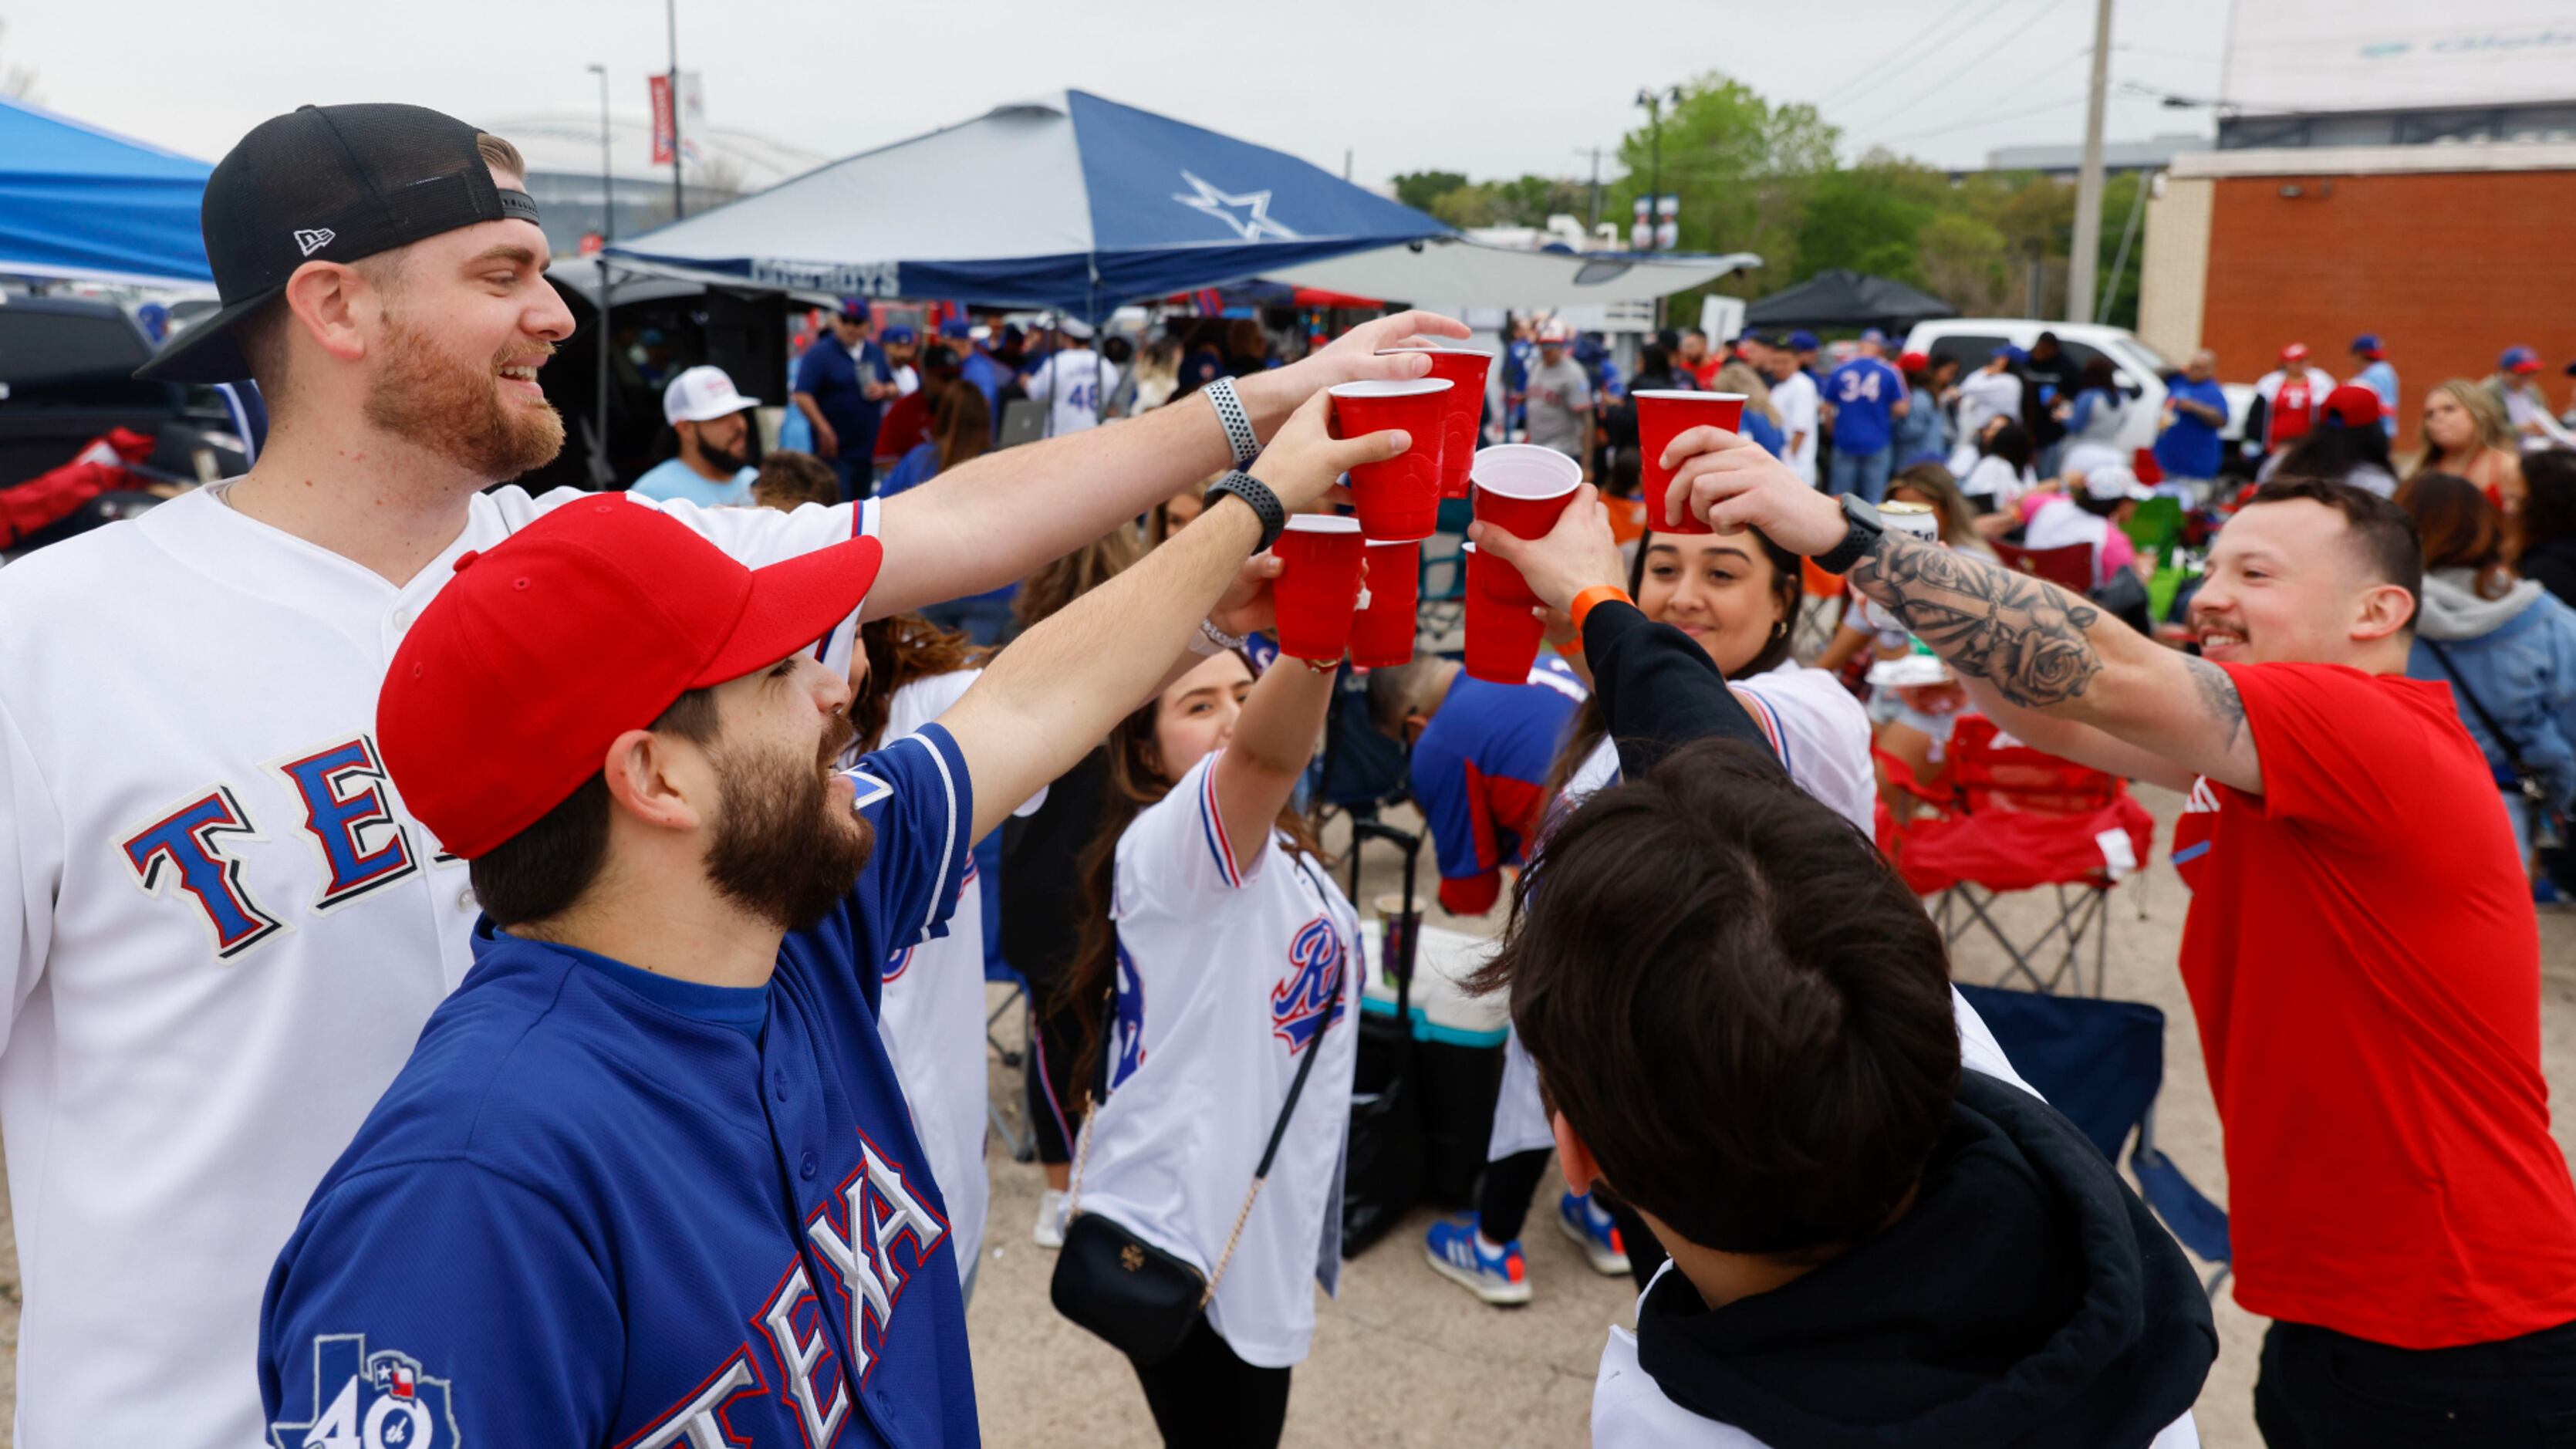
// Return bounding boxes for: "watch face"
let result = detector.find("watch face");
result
[1844,495,1882,531]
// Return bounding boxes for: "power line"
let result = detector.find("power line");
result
[1811,0,2004,109]
[1867,93,2085,148]
[1838,0,2076,141]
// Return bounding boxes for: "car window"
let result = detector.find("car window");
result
[2111,336,2173,379]
[1926,333,2009,375]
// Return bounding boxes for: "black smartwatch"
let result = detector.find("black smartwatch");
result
[1813,495,1885,576]
[1203,469,1285,554]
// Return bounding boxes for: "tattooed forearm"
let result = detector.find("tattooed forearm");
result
[1845,532,2105,709]
[2185,655,2246,748]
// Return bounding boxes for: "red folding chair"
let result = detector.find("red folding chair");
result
[1878,715,2154,996]
[1992,538,2097,595]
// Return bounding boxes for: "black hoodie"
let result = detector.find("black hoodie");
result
[1624,1070,2216,1448]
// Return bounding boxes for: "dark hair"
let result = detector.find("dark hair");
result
[468,687,721,927]
[1057,654,1328,1093]
[934,383,992,474]
[1983,418,2033,474]
[1474,738,1960,1256]
[2395,471,2508,597]
[1102,334,1134,366]
[1543,525,1803,798]
[2250,476,2425,624]
[852,613,977,752]
[2520,449,2576,545]
[752,451,839,512]
[2272,417,2394,491]
[1638,343,1674,378]
[2077,356,2119,397]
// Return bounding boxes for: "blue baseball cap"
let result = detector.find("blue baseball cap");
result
[1859,328,1887,345]
[881,325,917,346]
[2350,333,2383,356]
[1993,344,2030,365]
[1788,329,1819,350]
[2503,345,2541,373]
[836,298,872,324]
[939,318,973,340]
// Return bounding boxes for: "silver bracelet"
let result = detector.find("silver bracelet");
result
[1190,616,1248,657]
[1204,376,1260,467]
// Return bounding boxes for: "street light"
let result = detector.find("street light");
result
[1633,85,1683,252]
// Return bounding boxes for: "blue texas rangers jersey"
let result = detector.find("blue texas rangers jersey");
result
[1406,655,1586,916]
[258,726,978,1449]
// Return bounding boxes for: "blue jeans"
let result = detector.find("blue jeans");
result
[1826,447,1892,502]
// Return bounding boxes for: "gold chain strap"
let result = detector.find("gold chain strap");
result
[1062,1090,1270,1309]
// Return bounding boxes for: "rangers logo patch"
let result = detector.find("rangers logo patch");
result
[272,1334,458,1448]
[1270,915,1346,1055]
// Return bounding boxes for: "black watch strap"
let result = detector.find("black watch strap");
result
[1814,498,1881,576]
[1204,470,1285,554]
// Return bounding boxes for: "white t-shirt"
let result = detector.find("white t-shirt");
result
[1771,371,1821,486]
[1072,751,1362,1367]
[1490,661,2028,1159]
[1591,1180,2202,1448]
[0,483,879,1446]
[1956,454,2033,508]
[1953,368,2026,451]
[1022,348,1119,437]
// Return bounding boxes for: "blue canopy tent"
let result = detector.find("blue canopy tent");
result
[0,96,211,286]
[606,90,1451,321]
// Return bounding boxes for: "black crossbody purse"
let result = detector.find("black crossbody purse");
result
[1048,875,1344,1367]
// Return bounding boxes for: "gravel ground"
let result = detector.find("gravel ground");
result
[0,785,2568,1447]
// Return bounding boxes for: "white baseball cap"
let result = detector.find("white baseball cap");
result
[663,365,761,426]
[1536,320,1573,346]
[1055,316,1096,341]
[2081,465,2154,503]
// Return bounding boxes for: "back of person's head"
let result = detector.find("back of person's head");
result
[1984,419,2033,472]
[2521,450,2576,545]
[1479,739,1960,1255]
[1008,522,1143,635]
[852,613,976,752]
[1102,334,1134,366]
[1226,318,1268,358]
[2274,414,2394,486]
[933,383,993,471]
[2078,356,2118,394]
[1638,343,1673,377]
[1713,359,1778,424]
[2396,471,2509,586]
[751,451,839,512]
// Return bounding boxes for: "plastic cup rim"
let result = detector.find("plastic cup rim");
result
[1375,346,1497,360]
[1363,536,1420,550]
[1283,513,1364,534]
[1633,390,1748,403]
[1329,378,1453,398]
[1471,464,1582,501]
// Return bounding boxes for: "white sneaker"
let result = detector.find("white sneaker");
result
[1032,1188,1068,1249]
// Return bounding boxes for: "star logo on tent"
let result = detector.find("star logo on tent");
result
[1173,171,1301,242]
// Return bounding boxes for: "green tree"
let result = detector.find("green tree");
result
[1606,72,1841,312]
[1392,170,1467,214]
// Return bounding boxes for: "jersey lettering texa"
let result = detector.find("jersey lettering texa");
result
[261,726,977,1448]
[0,484,876,1446]
[1073,752,1361,1368]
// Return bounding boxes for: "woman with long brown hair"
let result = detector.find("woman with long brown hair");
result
[2416,380,2525,515]
[879,384,1015,642]
[1050,641,1352,1446]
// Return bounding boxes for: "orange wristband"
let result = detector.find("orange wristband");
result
[1570,584,1632,633]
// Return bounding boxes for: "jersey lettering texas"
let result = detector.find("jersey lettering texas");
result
[120,732,430,961]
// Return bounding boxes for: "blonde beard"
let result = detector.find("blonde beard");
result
[361,312,566,482]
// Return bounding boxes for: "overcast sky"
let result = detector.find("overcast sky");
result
[11,0,2233,184]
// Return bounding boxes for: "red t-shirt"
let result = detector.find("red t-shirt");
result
[2172,662,2576,1347]
[874,389,934,464]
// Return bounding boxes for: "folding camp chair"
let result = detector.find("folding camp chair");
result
[1954,983,2233,1295]
[1879,716,2154,997]
[1992,537,2098,595]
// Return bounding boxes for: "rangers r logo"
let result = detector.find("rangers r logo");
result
[1270,915,1346,1055]
[271,1333,457,1448]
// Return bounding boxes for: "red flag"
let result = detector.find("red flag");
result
[648,75,675,165]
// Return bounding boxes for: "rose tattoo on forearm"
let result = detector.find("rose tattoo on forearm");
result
[1846,532,2105,709]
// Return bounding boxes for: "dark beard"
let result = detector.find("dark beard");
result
[363,312,566,481]
[703,717,873,934]
[699,438,748,475]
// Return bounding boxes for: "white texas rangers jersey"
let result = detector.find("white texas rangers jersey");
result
[1021,348,1119,437]
[0,483,877,1447]
[1072,752,1362,1369]
[1491,659,2027,1160]
[872,667,1045,1291]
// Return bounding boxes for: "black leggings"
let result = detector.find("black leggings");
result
[1130,1318,1291,1447]
[1476,1148,1552,1243]
[1021,981,1087,1166]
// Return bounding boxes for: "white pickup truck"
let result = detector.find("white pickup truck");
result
[1898,319,2255,459]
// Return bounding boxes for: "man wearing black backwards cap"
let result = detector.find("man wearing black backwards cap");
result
[0,101,1461,1444]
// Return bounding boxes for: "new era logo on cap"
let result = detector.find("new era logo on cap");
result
[293,228,336,257]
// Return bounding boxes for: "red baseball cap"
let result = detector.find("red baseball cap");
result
[2279,343,2309,363]
[380,500,883,859]
[2319,383,2382,429]
[1896,350,1932,372]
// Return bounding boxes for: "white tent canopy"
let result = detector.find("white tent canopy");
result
[1269,238,1760,315]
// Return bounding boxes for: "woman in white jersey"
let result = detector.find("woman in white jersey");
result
[1054,642,1355,1447]
[846,613,1034,1299]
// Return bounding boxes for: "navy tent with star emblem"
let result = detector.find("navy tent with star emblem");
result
[603,90,1450,319]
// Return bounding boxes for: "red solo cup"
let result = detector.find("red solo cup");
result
[1461,543,1545,684]
[1330,379,1451,542]
[1469,445,1582,607]
[1376,347,1493,498]
[1271,515,1366,662]
[1635,390,1745,536]
[1350,538,1421,667]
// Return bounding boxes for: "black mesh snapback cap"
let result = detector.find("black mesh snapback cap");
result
[135,103,542,385]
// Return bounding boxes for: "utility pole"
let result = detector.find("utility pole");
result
[1585,147,1602,229]
[665,0,684,221]
[589,62,614,488]
[2065,0,2114,323]
[1636,86,1682,326]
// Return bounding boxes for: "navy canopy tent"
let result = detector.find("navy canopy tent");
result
[608,90,1450,316]
[0,96,211,285]
[1743,268,1954,336]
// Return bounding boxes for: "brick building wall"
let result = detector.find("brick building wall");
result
[2194,164,2576,453]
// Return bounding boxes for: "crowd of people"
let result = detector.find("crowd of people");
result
[5,102,2576,1449]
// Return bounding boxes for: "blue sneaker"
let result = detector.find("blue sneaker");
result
[1423,1218,1531,1305]
[1558,1191,1631,1277]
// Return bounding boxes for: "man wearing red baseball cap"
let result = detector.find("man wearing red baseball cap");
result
[2253,343,2336,457]
[259,392,1399,1447]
